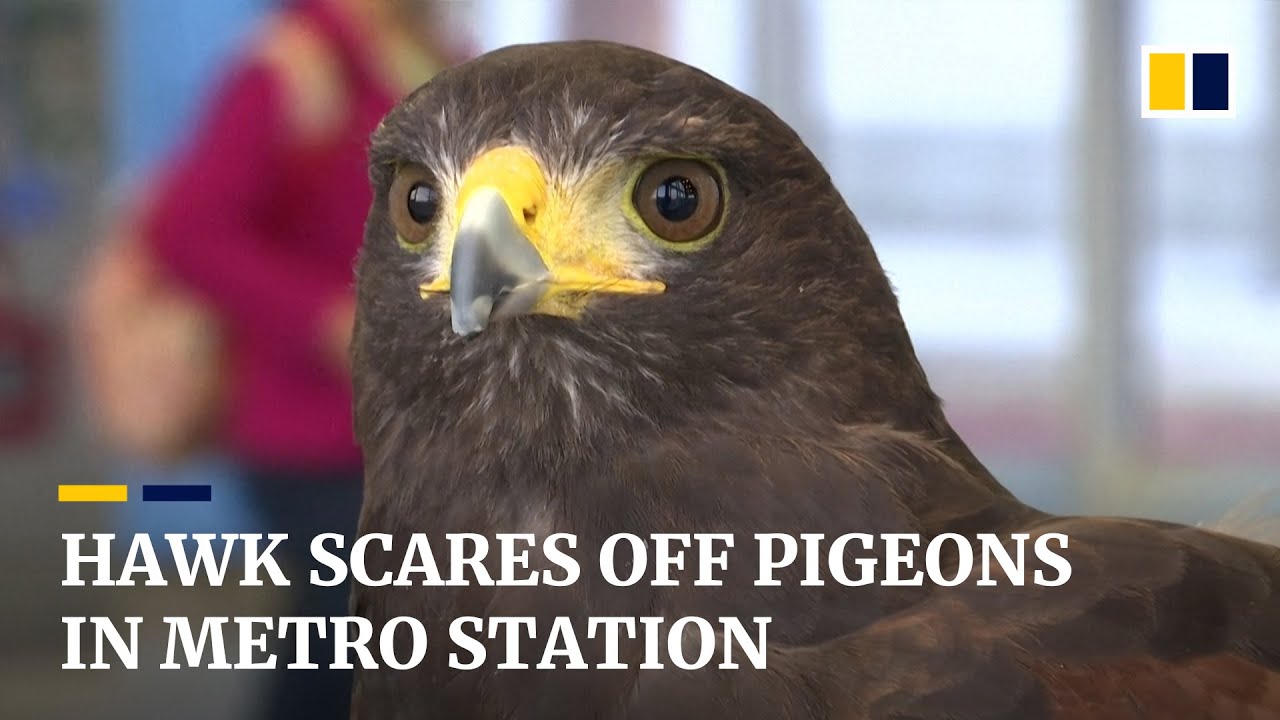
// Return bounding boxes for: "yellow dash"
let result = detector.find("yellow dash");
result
[58,485,128,503]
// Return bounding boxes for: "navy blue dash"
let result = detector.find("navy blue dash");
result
[142,484,212,502]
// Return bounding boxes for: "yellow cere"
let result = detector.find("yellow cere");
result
[419,146,665,317]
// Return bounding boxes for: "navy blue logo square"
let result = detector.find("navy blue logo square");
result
[1192,53,1229,111]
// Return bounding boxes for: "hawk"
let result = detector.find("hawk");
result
[350,41,1280,719]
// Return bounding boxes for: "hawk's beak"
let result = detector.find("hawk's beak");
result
[419,146,665,336]
[444,187,549,335]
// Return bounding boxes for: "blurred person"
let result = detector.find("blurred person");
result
[132,0,468,717]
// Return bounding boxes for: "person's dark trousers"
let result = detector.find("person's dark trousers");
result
[245,467,363,720]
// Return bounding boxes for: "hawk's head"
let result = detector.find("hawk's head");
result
[353,41,944,469]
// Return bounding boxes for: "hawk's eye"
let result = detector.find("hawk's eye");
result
[407,184,439,223]
[389,164,438,245]
[632,159,724,244]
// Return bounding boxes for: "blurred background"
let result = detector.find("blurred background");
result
[2,0,1277,718]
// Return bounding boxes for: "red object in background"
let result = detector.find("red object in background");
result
[0,298,52,443]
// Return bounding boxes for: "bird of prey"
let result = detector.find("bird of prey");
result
[350,41,1280,719]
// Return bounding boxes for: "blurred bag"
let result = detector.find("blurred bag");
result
[73,189,226,464]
